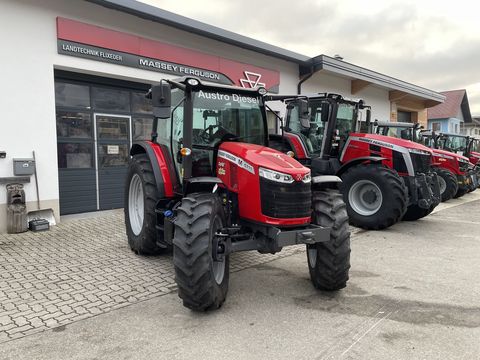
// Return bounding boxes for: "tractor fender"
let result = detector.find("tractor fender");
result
[312,175,342,190]
[312,175,342,184]
[184,176,222,195]
[336,156,386,177]
[130,141,174,198]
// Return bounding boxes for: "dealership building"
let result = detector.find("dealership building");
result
[0,0,445,233]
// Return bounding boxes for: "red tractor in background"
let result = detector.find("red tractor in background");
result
[124,78,351,311]
[268,94,440,230]
[424,131,479,196]
[469,137,480,166]
[372,122,475,201]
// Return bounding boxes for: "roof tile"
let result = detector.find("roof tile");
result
[427,89,466,119]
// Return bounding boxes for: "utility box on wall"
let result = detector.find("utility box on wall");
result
[13,158,35,176]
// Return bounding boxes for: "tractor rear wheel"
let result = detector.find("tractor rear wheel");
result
[124,154,164,255]
[340,164,408,230]
[434,168,458,202]
[173,193,229,311]
[307,190,350,291]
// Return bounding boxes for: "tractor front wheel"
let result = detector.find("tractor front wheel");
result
[173,193,229,311]
[434,168,458,202]
[307,190,350,291]
[454,187,468,198]
[341,164,408,230]
[124,154,165,255]
[402,204,435,221]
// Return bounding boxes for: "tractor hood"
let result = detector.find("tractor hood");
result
[219,141,309,176]
[432,148,469,162]
[355,133,433,154]
[471,151,480,158]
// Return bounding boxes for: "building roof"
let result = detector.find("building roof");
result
[303,55,445,103]
[427,89,472,122]
[464,117,480,127]
[86,0,444,103]
[85,0,310,63]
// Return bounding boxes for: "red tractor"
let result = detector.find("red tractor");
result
[428,132,479,195]
[372,122,474,201]
[268,94,440,230]
[469,138,480,166]
[124,78,351,311]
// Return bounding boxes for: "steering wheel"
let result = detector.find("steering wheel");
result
[198,124,229,143]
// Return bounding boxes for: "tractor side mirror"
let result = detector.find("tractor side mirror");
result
[150,83,172,119]
[298,99,310,129]
[366,109,371,126]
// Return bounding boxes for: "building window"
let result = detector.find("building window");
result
[431,122,441,132]
[57,143,93,168]
[55,82,90,108]
[132,117,153,140]
[92,87,130,112]
[132,91,153,113]
[397,111,412,123]
[454,123,459,134]
[56,112,92,138]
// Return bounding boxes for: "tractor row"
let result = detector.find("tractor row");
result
[372,121,479,200]
[123,77,476,311]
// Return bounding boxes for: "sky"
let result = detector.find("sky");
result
[139,0,480,114]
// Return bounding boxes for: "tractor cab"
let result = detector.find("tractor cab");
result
[150,77,268,187]
[469,138,480,165]
[373,121,423,143]
[283,94,366,160]
[437,133,469,156]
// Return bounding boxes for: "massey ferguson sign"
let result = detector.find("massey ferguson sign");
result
[56,18,280,92]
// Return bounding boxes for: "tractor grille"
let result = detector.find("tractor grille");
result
[459,161,469,173]
[260,178,311,219]
[410,153,431,173]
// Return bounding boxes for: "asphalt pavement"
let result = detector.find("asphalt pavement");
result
[1,193,479,360]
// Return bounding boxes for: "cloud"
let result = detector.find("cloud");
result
[140,0,480,112]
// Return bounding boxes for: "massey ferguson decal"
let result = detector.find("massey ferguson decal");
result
[240,71,266,89]
[217,161,226,175]
[56,18,280,92]
[218,150,255,174]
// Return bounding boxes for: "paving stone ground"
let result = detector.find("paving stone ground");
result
[0,210,305,343]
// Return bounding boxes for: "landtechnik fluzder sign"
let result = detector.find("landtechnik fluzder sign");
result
[56,17,280,92]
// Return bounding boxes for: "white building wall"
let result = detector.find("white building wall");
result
[301,71,390,122]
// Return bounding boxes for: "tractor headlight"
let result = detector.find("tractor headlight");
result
[302,172,311,183]
[259,167,294,184]
[187,78,199,86]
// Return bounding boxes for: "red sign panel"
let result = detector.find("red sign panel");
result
[56,17,280,92]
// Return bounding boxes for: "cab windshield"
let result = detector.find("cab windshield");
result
[438,135,468,153]
[377,126,414,141]
[471,139,480,153]
[165,89,266,179]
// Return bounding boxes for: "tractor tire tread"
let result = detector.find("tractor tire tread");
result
[308,190,351,291]
[173,193,229,311]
